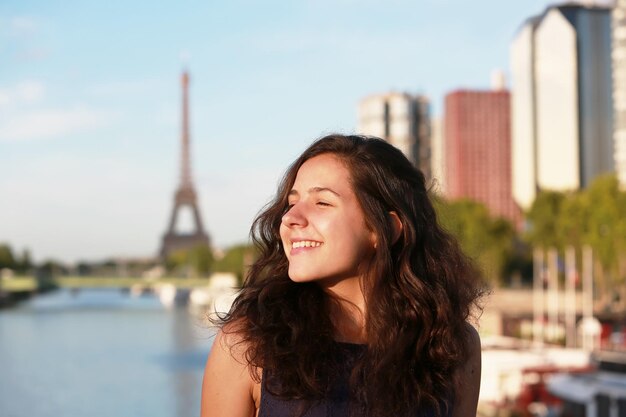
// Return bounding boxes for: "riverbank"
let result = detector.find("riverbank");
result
[0,289,34,308]
[0,276,57,308]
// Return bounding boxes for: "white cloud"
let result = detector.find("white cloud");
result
[0,80,46,108]
[10,16,38,37]
[15,47,50,62]
[9,16,39,37]
[15,80,45,103]
[0,105,112,142]
[3,16,50,62]
[0,90,9,107]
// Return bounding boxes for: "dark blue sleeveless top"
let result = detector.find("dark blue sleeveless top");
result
[258,342,451,417]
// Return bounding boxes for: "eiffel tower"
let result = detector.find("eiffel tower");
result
[159,70,210,260]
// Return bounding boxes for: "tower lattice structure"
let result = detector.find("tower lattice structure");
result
[160,70,210,260]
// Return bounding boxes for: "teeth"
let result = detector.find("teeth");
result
[292,240,322,249]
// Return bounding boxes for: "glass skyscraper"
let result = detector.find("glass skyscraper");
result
[511,4,614,209]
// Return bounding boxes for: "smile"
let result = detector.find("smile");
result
[292,240,322,249]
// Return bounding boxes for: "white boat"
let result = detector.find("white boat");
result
[155,283,190,308]
[188,272,239,315]
[547,350,626,417]
[478,336,591,417]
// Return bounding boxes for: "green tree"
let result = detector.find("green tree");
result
[580,175,626,306]
[525,191,566,249]
[188,244,214,276]
[17,248,33,274]
[525,175,626,310]
[166,244,215,277]
[435,197,515,285]
[556,191,588,250]
[166,249,189,275]
[582,175,626,272]
[0,243,16,270]
[483,217,517,284]
[38,259,67,277]
[213,244,256,285]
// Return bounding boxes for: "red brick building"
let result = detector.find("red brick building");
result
[444,89,521,224]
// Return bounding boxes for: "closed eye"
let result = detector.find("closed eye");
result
[317,201,332,207]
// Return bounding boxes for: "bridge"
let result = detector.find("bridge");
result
[0,274,240,312]
[0,276,213,292]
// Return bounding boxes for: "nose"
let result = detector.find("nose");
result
[281,202,308,228]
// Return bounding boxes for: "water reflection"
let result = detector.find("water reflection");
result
[0,289,215,417]
[171,307,210,417]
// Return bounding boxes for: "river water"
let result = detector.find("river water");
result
[0,288,215,417]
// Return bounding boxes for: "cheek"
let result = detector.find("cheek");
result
[337,222,374,254]
[279,224,288,244]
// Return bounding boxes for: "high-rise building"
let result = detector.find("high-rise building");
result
[357,92,431,184]
[613,0,626,188]
[444,87,521,224]
[511,16,541,211]
[511,4,614,209]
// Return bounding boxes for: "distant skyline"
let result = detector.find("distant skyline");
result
[0,0,613,263]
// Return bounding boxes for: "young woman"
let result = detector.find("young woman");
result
[201,134,484,417]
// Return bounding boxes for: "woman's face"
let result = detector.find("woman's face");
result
[279,153,376,285]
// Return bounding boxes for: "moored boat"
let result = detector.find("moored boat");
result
[547,350,626,417]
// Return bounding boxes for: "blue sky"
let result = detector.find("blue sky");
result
[0,0,602,263]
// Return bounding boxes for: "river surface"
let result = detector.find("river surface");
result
[0,288,215,417]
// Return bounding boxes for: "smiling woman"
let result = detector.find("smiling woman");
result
[201,134,485,417]
[280,154,377,289]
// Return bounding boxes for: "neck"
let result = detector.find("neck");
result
[321,276,367,344]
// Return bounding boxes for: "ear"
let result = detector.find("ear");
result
[389,211,403,244]
[370,229,378,249]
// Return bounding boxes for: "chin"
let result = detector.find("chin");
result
[287,273,315,283]
[287,267,323,283]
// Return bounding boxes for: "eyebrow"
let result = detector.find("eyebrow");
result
[288,187,341,198]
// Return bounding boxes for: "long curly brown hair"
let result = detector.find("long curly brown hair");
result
[219,134,484,417]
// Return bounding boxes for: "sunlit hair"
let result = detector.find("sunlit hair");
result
[219,134,485,417]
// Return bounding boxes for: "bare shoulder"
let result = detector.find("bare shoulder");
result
[452,323,482,417]
[201,327,259,417]
[464,322,481,361]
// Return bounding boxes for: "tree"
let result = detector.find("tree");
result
[525,191,566,249]
[582,175,626,272]
[581,175,626,307]
[525,175,626,310]
[434,197,515,286]
[188,244,214,276]
[76,262,92,276]
[166,244,215,277]
[0,243,16,270]
[213,244,256,285]
[17,248,33,274]
[38,259,68,277]
[166,249,189,275]
[556,191,588,250]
